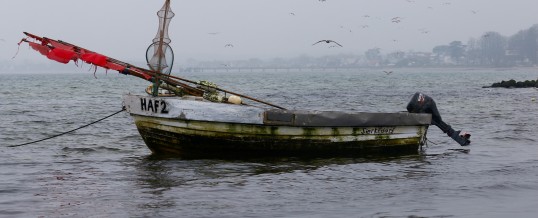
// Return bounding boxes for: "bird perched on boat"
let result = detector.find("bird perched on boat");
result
[312,40,342,47]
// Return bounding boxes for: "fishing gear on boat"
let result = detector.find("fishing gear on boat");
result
[17,32,286,110]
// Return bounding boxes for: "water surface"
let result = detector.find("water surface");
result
[1,68,537,217]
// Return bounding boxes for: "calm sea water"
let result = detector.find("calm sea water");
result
[1,68,537,217]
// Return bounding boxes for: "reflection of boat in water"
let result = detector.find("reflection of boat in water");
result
[18,0,470,158]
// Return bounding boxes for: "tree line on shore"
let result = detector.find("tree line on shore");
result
[184,24,538,69]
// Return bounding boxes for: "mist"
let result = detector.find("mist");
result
[1,0,537,66]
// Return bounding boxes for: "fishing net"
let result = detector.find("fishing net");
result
[146,42,174,75]
[146,0,175,75]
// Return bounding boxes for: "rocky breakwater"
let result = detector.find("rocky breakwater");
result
[483,79,538,88]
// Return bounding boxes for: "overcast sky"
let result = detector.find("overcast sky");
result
[1,0,537,64]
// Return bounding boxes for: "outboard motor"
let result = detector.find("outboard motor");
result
[407,92,471,146]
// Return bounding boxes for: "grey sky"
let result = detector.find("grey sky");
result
[1,0,537,64]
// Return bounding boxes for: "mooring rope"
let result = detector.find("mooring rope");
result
[426,139,439,145]
[8,107,126,147]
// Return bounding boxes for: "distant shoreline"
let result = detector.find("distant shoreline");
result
[1,65,538,75]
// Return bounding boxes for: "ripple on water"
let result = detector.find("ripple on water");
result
[1,71,538,217]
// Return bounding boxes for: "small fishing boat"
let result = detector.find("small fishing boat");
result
[18,0,470,158]
[122,94,432,157]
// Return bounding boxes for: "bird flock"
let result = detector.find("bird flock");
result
[203,0,478,55]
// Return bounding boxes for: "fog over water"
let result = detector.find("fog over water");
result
[1,0,537,64]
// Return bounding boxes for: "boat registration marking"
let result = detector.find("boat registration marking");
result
[140,98,169,114]
[360,127,396,135]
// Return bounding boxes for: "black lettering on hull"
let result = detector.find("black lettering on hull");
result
[140,98,169,114]
[141,98,147,111]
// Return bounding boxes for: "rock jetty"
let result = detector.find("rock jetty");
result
[483,79,538,88]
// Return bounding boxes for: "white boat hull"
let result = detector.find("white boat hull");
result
[123,94,431,157]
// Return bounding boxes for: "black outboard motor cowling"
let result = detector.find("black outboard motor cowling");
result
[407,92,471,146]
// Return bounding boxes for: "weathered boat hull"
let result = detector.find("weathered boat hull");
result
[123,94,432,158]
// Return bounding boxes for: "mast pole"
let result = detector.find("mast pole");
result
[152,0,171,96]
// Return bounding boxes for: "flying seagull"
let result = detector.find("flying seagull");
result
[312,40,343,47]
[419,28,430,34]
[224,44,234,47]
[383,71,393,75]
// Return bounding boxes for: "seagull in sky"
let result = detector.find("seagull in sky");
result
[224,44,234,47]
[383,71,393,75]
[391,17,402,23]
[419,28,430,34]
[312,40,343,47]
